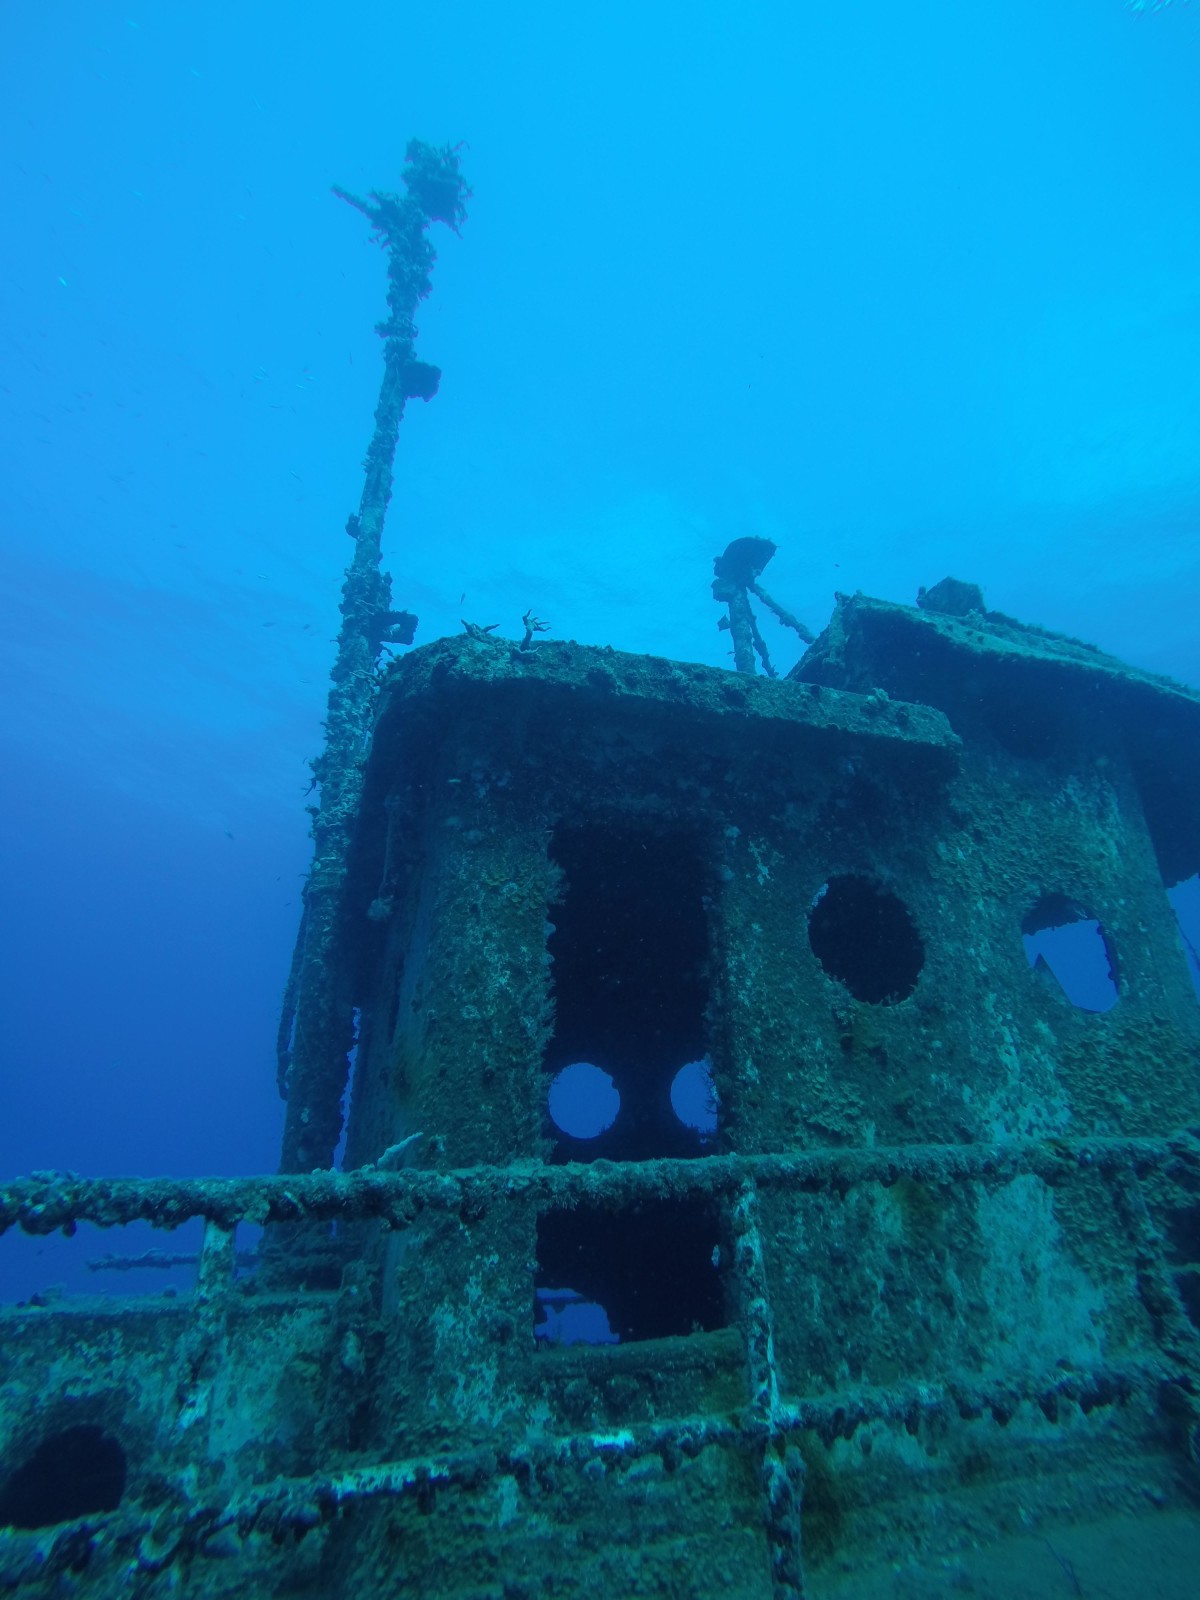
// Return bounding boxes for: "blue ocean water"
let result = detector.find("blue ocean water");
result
[2,3,1199,1593]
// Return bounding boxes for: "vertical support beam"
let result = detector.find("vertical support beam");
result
[175,1220,236,1437]
[731,1180,806,1599]
[1110,1165,1200,1379]
[277,141,470,1176]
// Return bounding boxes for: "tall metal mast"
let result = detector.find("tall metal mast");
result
[277,140,470,1175]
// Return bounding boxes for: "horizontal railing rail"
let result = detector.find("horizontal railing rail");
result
[0,1351,1184,1590]
[3,1130,1197,1237]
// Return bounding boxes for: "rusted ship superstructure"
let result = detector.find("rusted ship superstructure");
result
[3,145,1200,1600]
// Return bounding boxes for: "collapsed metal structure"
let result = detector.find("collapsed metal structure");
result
[3,145,1200,1600]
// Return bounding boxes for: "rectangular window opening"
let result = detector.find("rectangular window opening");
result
[535,1195,726,1347]
[544,823,715,1162]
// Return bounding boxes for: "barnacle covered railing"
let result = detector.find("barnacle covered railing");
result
[4,1130,1200,1597]
[5,1131,1199,1235]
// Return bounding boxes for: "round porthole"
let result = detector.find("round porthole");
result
[809,875,924,1004]
[547,1062,621,1139]
[670,1057,718,1139]
[0,1425,127,1529]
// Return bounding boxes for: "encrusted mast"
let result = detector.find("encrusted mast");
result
[276,140,470,1175]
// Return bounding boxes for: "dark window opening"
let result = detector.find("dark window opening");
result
[1022,895,1119,1013]
[1125,729,1200,1003]
[808,875,924,1004]
[0,1425,127,1529]
[1130,751,1200,896]
[1162,1199,1200,1331]
[1167,874,1200,1002]
[545,825,712,1162]
[535,1197,724,1345]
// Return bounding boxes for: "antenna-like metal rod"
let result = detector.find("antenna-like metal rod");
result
[277,140,470,1176]
[712,537,814,677]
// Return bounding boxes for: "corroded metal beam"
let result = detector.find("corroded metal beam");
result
[4,1130,1196,1237]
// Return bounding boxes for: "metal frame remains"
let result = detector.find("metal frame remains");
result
[4,1127,1198,1596]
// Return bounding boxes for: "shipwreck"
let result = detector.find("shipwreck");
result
[2,142,1199,1600]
